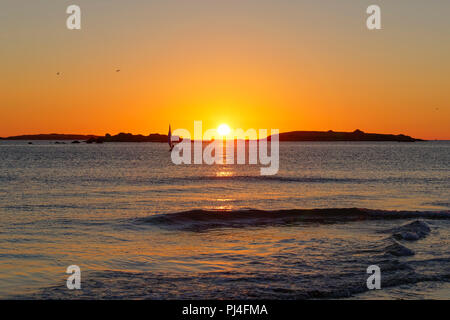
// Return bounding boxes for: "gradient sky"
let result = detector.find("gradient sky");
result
[1,0,449,139]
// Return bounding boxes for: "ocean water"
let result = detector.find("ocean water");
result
[0,141,449,299]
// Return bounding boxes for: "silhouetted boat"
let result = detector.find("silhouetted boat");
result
[168,125,174,151]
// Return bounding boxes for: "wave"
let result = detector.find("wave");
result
[385,240,416,257]
[162,174,445,185]
[173,175,377,184]
[390,220,432,241]
[136,208,450,230]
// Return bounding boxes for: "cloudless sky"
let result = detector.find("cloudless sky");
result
[1,0,449,139]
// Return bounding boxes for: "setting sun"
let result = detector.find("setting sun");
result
[217,124,231,136]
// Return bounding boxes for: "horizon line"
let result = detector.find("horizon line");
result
[2,130,449,141]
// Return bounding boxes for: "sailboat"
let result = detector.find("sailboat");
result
[168,125,174,151]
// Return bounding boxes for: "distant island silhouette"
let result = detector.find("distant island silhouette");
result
[0,134,99,141]
[269,129,423,142]
[0,129,423,143]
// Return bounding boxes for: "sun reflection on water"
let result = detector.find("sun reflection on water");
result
[215,166,235,178]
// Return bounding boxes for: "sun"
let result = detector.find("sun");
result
[217,124,231,136]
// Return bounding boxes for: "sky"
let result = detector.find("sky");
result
[0,0,449,139]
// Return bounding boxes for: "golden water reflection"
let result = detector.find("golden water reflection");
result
[215,169,234,178]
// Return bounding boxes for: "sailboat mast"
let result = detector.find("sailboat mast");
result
[168,125,173,150]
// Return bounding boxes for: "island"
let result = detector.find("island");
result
[268,129,422,142]
[0,129,423,143]
[0,134,99,140]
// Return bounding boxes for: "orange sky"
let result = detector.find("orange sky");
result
[0,1,449,139]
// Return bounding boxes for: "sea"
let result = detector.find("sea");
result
[0,140,449,299]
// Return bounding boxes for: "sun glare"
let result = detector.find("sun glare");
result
[217,124,231,136]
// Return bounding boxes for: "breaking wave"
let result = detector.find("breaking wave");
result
[136,208,450,230]
[390,220,432,241]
